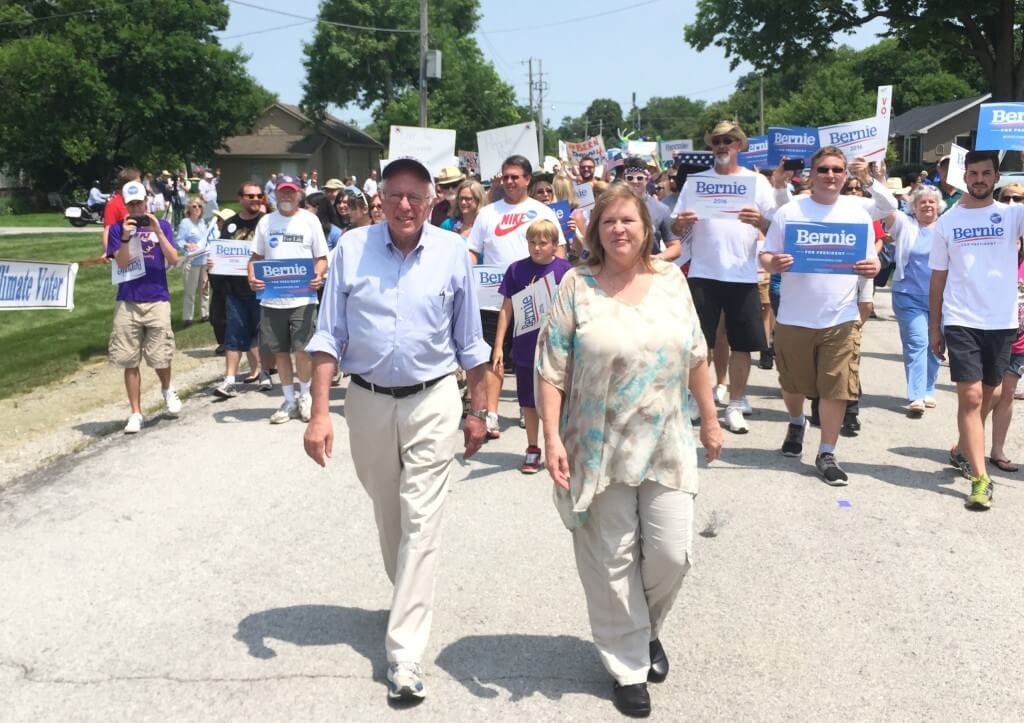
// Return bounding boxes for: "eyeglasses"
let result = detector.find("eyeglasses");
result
[188,204,203,209]
[816,166,847,175]
[385,192,427,207]
[501,174,523,182]
[711,136,736,146]
[242,193,264,199]
[1006,195,1024,202]
[533,187,554,195]
[624,174,646,182]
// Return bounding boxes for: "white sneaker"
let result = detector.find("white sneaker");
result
[298,393,313,422]
[163,388,182,417]
[213,380,237,399]
[734,397,753,416]
[386,662,426,701]
[270,399,299,424]
[712,384,728,405]
[123,412,144,434]
[724,404,749,434]
[688,395,701,423]
[259,371,273,392]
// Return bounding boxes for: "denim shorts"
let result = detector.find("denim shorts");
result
[224,293,261,352]
[1005,352,1024,379]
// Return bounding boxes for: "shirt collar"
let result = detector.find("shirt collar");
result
[382,221,431,255]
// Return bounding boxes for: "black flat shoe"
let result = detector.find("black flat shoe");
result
[613,682,651,718]
[648,639,669,683]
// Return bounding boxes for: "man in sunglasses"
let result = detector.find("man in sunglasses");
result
[578,157,597,183]
[670,120,783,434]
[467,154,567,440]
[759,146,897,485]
[620,156,681,261]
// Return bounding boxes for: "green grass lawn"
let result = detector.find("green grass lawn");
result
[0,233,219,400]
[0,212,67,227]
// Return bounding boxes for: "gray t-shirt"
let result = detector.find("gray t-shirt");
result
[645,195,679,252]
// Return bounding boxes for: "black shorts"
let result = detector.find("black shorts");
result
[687,277,767,352]
[481,309,513,364]
[944,326,1015,387]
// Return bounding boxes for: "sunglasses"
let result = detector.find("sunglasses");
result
[816,166,847,175]
[624,174,646,182]
[711,136,736,146]
[242,193,264,199]
[1006,195,1024,202]
[188,204,203,209]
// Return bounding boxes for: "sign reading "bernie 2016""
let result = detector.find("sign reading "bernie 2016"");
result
[0,259,78,311]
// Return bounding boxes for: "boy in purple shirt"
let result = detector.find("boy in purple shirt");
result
[493,219,573,473]
[106,180,183,433]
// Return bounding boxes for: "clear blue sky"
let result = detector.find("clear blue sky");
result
[218,0,887,135]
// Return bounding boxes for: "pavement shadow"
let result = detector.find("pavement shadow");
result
[212,408,276,424]
[458,451,527,481]
[860,350,905,364]
[434,633,607,702]
[235,604,389,674]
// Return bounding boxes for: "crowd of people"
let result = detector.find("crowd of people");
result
[99,120,1024,716]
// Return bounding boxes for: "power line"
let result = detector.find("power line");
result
[221,19,313,40]
[0,0,150,28]
[482,0,663,34]
[225,0,419,34]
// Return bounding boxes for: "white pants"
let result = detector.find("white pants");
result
[345,374,461,664]
[572,481,694,685]
[181,257,209,322]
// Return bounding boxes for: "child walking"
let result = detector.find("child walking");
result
[493,219,573,473]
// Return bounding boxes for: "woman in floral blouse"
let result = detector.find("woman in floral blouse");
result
[536,183,721,718]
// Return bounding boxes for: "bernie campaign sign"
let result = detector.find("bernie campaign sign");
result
[738,135,769,170]
[767,127,820,165]
[975,103,1024,151]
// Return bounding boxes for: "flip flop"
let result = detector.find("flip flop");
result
[242,371,261,384]
[989,457,1019,473]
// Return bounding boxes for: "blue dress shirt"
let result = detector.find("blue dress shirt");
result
[307,222,491,387]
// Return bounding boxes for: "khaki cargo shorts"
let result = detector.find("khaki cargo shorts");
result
[109,301,175,369]
[774,320,861,401]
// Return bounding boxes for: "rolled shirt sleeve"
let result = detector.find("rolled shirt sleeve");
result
[306,245,348,359]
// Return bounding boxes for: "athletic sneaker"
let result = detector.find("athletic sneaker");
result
[781,420,808,457]
[724,404,748,434]
[908,400,926,417]
[758,349,774,370]
[298,393,313,422]
[966,475,993,510]
[949,449,972,480]
[163,388,182,417]
[258,371,273,392]
[386,662,426,702]
[734,397,753,416]
[213,381,237,399]
[520,446,542,474]
[712,383,728,405]
[123,412,144,434]
[815,452,849,486]
[270,400,300,424]
[486,411,500,440]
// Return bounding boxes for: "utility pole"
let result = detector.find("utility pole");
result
[418,0,428,126]
[536,58,545,157]
[759,74,765,135]
[524,57,534,127]
[632,91,638,132]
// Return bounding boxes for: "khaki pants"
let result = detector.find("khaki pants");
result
[345,374,461,664]
[181,256,209,322]
[572,481,694,685]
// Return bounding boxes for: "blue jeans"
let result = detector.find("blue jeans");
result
[892,291,940,401]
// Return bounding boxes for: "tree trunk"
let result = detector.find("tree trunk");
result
[992,0,1016,100]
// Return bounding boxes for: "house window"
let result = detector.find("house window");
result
[903,135,921,164]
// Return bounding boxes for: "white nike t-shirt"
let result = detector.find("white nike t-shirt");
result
[763,195,876,329]
[252,209,329,309]
[467,198,567,272]
[930,202,1024,330]
[671,168,776,283]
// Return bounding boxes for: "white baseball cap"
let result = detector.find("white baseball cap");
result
[121,181,147,203]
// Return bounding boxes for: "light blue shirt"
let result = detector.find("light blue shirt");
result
[307,221,491,387]
[892,225,933,298]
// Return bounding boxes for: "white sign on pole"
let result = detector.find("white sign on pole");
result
[387,125,457,178]
[817,116,888,160]
[626,140,658,163]
[0,259,78,310]
[948,143,969,193]
[659,139,694,161]
[477,122,539,180]
[876,85,893,121]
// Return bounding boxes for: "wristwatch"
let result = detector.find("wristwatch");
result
[468,409,489,422]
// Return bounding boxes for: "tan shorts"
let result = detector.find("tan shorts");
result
[109,301,175,369]
[774,320,861,400]
[758,273,770,306]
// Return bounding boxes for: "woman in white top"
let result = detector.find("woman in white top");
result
[882,185,945,417]
[176,195,209,326]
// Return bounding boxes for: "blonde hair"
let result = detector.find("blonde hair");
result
[526,218,560,245]
[1000,183,1024,202]
[584,184,655,272]
[451,179,485,218]
[552,174,577,209]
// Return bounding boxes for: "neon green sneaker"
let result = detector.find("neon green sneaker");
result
[966,475,993,510]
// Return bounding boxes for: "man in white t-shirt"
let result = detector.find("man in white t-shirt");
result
[362,169,378,198]
[929,150,1024,510]
[467,154,567,439]
[248,175,329,425]
[671,120,786,434]
[760,146,895,485]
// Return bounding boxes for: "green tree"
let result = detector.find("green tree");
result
[302,0,522,150]
[685,0,1023,100]
[638,96,706,142]
[0,0,272,191]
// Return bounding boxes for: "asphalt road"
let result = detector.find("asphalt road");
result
[2,287,1023,721]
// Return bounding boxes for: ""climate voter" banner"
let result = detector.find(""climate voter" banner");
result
[0,259,78,311]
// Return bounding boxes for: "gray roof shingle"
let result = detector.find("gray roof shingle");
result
[890,94,991,136]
